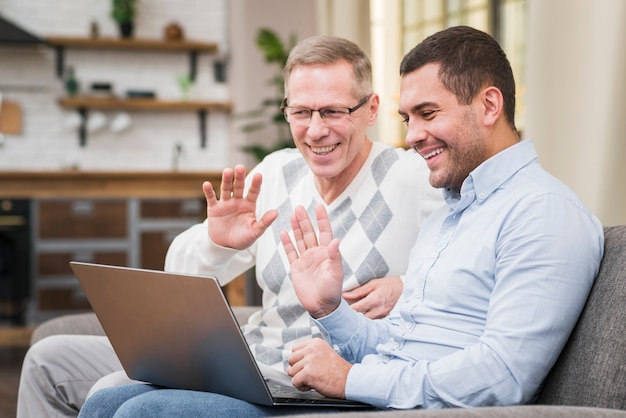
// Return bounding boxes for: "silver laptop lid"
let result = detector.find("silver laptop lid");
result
[70,261,275,406]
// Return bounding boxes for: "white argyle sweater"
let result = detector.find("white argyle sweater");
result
[165,141,443,372]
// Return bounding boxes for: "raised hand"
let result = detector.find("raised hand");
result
[203,164,278,250]
[280,205,343,318]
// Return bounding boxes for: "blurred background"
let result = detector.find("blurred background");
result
[0,0,624,225]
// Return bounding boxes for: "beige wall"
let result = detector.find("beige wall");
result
[228,0,318,167]
[526,0,626,226]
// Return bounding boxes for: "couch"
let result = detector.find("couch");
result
[30,226,626,417]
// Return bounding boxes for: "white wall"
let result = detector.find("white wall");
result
[0,0,318,172]
[227,0,317,167]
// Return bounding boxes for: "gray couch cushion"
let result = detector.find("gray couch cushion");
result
[538,226,626,409]
[281,406,626,418]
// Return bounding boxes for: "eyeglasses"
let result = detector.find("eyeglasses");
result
[281,94,372,125]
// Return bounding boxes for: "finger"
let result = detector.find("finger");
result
[363,307,386,319]
[328,237,341,260]
[315,204,334,246]
[220,168,234,200]
[288,210,307,255]
[245,172,263,203]
[294,206,318,250]
[232,164,247,198]
[280,230,299,264]
[348,299,371,315]
[257,209,279,231]
[342,280,372,301]
[202,181,218,208]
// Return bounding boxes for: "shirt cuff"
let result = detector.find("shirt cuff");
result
[316,299,362,346]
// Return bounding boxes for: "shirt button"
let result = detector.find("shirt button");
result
[478,193,485,200]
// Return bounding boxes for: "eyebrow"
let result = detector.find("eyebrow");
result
[398,101,438,116]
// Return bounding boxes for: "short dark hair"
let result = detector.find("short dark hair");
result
[400,26,517,131]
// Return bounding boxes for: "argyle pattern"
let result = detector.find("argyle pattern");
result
[241,147,405,371]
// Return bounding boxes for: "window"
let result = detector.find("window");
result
[370,0,527,146]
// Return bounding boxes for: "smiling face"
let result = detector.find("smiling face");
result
[399,63,488,189]
[286,61,377,200]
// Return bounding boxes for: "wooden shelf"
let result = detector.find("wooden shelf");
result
[58,97,233,147]
[0,171,221,199]
[47,36,228,147]
[45,36,218,52]
[58,97,232,112]
[45,36,219,81]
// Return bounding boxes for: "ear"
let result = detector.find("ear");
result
[366,93,380,126]
[481,86,503,127]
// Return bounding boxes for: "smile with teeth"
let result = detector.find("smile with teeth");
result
[311,144,338,155]
[423,147,444,160]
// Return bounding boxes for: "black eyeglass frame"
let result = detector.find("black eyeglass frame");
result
[280,94,372,124]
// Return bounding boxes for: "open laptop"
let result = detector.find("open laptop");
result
[69,261,367,408]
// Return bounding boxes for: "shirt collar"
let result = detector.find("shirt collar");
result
[443,139,537,208]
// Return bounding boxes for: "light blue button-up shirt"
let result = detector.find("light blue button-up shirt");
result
[317,140,604,409]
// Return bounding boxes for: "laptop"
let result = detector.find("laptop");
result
[69,261,367,408]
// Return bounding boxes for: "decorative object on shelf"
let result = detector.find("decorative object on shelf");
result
[177,75,192,100]
[110,112,132,133]
[90,82,114,97]
[86,111,107,133]
[58,96,232,147]
[64,66,80,97]
[111,0,137,38]
[239,28,296,162]
[125,89,155,99]
[63,111,82,131]
[164,22,184,42]
[90,20,100,39]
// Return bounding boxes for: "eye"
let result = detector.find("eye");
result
[421,110,436,120]
[290,108,310,118]
[321,108,348,118]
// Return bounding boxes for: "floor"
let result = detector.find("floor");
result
[0,325,32,418]
[0,345,27,418]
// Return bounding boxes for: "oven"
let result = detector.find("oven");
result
[0,199,31,325]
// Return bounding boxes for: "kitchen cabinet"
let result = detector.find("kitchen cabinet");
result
[0,172,250,324]
[31,197,247,323]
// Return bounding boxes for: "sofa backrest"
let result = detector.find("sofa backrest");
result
[538,225,626,410]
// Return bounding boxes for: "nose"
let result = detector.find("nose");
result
[404,120,428,149]
[306,111,330,139]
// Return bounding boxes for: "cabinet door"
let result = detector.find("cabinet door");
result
[138,198,204,270]
[39,200,127,239]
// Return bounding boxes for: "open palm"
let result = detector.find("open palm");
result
[281,205,343,318]
[204,165,277,250]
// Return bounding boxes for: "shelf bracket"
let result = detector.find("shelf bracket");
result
[54,46,65,79]
[189,50,199,82]
[77,107,88,147]
[198,109,207,148]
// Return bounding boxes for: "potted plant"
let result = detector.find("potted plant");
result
[239,28,297,162]
[111,0,137,38]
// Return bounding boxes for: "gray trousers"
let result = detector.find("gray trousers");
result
[17,335,122,418]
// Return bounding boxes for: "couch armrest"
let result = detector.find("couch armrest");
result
[30,312,105,345]
[30,306,262,346]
